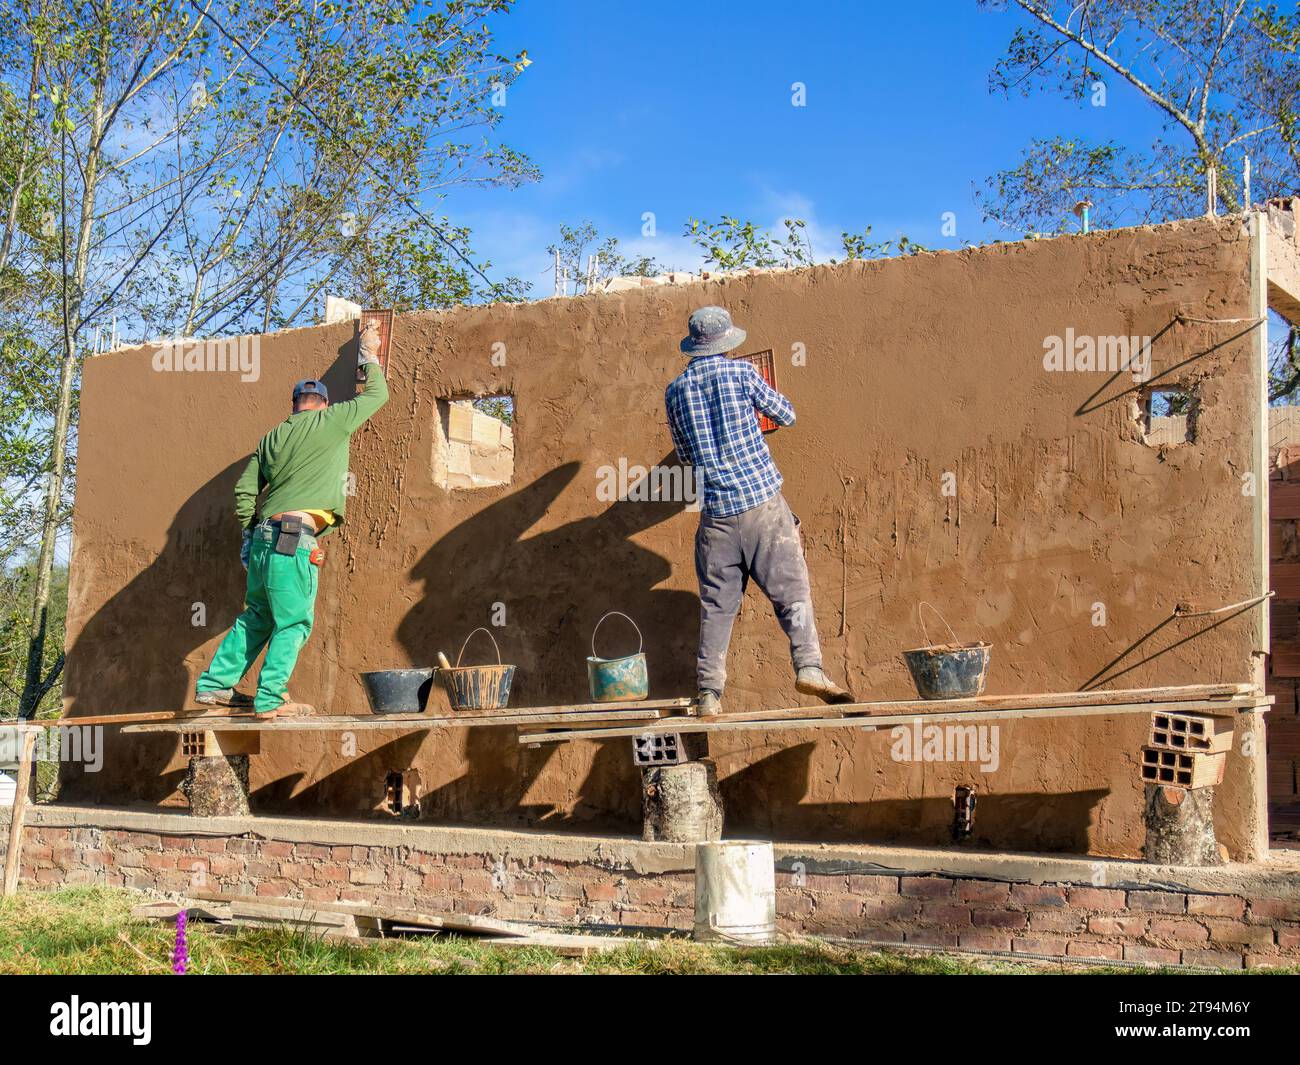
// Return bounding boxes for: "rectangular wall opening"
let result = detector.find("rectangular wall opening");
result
[434,394,515,490]
[1141,386,1196,446]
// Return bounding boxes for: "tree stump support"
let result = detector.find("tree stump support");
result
[1142,783,1222,865]
[179,731,257,817]
[641,760,723,843]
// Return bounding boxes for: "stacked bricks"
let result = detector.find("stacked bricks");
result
[13,822,1300,969]
[1139,711,1232,788]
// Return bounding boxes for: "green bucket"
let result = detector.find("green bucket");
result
[587,612,649,702]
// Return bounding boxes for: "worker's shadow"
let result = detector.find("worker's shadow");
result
[59,340,361,805]
[396,455,699,829]
[60,457,250,803]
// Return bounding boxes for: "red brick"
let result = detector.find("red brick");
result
[1181,948,1243,970]
[1187,894,1246,918]
[847,874,899,895]
[959,930,1011,952]
[348,866,385,886]
[1126,890,1186,914]
[584,882,619,902]
[817,894,865,919]
[800,873,848,892]
[160,835,196,850]
[900,876,954,898]
[971,909,1027,929]
[1249,897,1300,921]
[303,886,342,902]
[861,896,919,920]
[142,853,176,871]
[1068,940,1122,960]
[196,838,227,854]
[959,881,1010,904]
[1123,943,1180,967]
[293,844,330,860]
[1204,920,1273,948]
[1278,926,1300,951]
[1067,886,1125,910]
[905,929,958,947]
[1010,884,1066,908]
[919,902,971,926]
[1012,936,1067,956]
[1244,953,1300,970]
[1088,915,1147,937]
[255,879,295,897]
[625,881,671,907]
[1028,909,1086,933]
[1145,918,1210,945]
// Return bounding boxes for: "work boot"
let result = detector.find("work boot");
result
[795,667,855,705]
[256,701,315,719]
[695,689,723,717]
[194,688,254,709]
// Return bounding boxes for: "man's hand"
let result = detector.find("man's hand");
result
[358,319,382,365]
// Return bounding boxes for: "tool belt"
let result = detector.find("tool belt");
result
[256,518,319,557]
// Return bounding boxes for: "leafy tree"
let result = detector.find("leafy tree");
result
[839,227,931,260]
[546,220,665,295]
[684,216,814,271]
[0,0,535,718]
[979,0,1300,233]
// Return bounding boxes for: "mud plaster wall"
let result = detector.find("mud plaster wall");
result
[60,217,1267,859]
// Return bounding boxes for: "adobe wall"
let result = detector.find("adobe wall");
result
[59,216,1268,858]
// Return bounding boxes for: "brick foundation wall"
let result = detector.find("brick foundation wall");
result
[8,807,1299,970]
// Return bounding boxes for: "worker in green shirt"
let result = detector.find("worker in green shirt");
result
[194,321,389,716]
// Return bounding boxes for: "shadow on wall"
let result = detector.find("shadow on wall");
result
[393,455,699,828]
[59,342,361,803]
[721,746,1108,851]
[60,456,249,802]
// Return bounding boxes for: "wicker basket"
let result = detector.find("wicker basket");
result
[441,628,515,711]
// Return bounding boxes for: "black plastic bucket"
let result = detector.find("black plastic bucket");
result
[901,643,991,700]
[361,668,436,714]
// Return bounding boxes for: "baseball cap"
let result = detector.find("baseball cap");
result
[292,379,329,403]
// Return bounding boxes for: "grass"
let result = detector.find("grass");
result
[0,887,1279,975]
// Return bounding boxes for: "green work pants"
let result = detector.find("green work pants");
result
[196,528,319,712]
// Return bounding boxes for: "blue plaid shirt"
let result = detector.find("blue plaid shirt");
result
[665,355,795,517]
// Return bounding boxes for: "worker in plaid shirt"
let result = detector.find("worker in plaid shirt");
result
[666,306,853,716]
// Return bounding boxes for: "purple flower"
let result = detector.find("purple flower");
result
[173,910,189,975]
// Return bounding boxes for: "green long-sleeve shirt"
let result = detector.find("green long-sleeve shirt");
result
[234,361,389,536]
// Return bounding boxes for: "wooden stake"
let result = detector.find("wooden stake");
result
[2,730,37,896]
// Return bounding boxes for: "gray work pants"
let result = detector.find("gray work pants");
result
[694,492,822,693]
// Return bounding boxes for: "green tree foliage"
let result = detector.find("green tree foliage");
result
[0,0,535,717]
[546,221,665,295]
[978,0,1300,233]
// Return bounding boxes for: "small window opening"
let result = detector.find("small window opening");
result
[434,394,514,490]
[1140,386,1196,446]
[383,769,422,819]
[952,785,977,842]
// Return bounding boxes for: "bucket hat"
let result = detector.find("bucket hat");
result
[680,306,747,358]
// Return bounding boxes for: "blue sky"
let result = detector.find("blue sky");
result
[443,0,1169,289]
